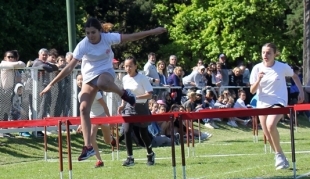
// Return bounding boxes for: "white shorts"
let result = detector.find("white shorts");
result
[90,112,109,126]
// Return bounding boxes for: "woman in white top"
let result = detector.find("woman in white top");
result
[76,74,113,167]
[249,43,304,170]
[117,57,155,167]
[40,17,167,161]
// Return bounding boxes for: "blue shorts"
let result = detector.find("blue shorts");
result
[88,68,116,86]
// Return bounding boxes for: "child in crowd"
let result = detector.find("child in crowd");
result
[201,90,221,129]
[232,90,252,126]
[163,91,173,111]
[148,105,178,146]
[214,94,227,109]
[150,102,159,114]
[10,83,30,137]
[222,97,239,127]
[165,104,211,140]
[225,95,251,127]
[234,90,248,108]
[76,74,114,168]
[148,99,156,111]
[214,94,238,127]
[156,99,166,109]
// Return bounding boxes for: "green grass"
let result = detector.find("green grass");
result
[1,116,310,179]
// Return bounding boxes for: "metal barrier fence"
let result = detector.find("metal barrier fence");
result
[0,67,182,121]
[0,66,307,134]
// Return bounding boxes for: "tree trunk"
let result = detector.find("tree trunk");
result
[303,0,310,101]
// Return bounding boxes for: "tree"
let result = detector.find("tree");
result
[304,0,310,87]
[0,0,87,61]
[82,0,168,64]
[285,0,303,65]
[165,0,292,68]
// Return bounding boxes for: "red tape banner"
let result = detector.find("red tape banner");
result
[294,104,310,111]
[0,106,298,128]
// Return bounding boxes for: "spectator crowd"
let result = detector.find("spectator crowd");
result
[0,49,307,148]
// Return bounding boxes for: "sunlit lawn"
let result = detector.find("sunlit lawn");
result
[1,116,310,179]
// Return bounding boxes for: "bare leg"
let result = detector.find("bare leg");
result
[80,83,98,146]
[97,73,123,96]
[259,115,274,151]
[100,124,112,144]
[91,125,102,161]
[266,113,283,153]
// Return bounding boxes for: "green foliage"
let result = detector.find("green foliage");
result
[82,0,166,66]
[160,0,292,68]
[283,0,303,64]
[0,1,75,60]
[0,0,304,68]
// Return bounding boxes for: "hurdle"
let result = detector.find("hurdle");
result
[170,115,176,179]
[185,120,190,157]
[55,120,73,179]
[57,121,63,179]
[293,104,310,179]
[110,123,120,161]
[178,115,186,179]
[65,120,73,179]
[53,113,173,179]
[0,106,300,179]
[175,107,292,179]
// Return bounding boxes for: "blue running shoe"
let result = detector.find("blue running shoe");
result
[78,146,95,161]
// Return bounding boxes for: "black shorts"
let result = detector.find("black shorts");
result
[268,104,284,108]
[122,102,150,128]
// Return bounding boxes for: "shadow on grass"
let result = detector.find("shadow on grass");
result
[0,138,43,161]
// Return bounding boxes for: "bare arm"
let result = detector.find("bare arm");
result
[40,59,78,96]
[136,91,153,100]
[0,61,25,68]
[250,80,260,94]
[98,98,111,117]
[121,27,167,43]
[292,73,304,103]
[250,72,264,94]
[49,59,78,86]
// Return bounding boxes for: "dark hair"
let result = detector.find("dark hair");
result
[85,17,102,31]
[76,72,82,78]
[169,104,180,112]
[238,89,246,96]
[292,66,300,72]
[3,50,15,58]
[12,50,19,59]
[205,90,214,97]
[125,56,138,73]
[179,105,185,111]
[263,43,279,56]
[49,48,58,57]
[148,52,155,59]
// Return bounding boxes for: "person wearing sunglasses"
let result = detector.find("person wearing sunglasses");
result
[0,51,25,137]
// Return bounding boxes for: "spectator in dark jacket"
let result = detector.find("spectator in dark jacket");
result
[32,48,58,136]
[167,66,183,104]
[228,67,244,100]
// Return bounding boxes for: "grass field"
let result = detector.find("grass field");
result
[1,116,310,179]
